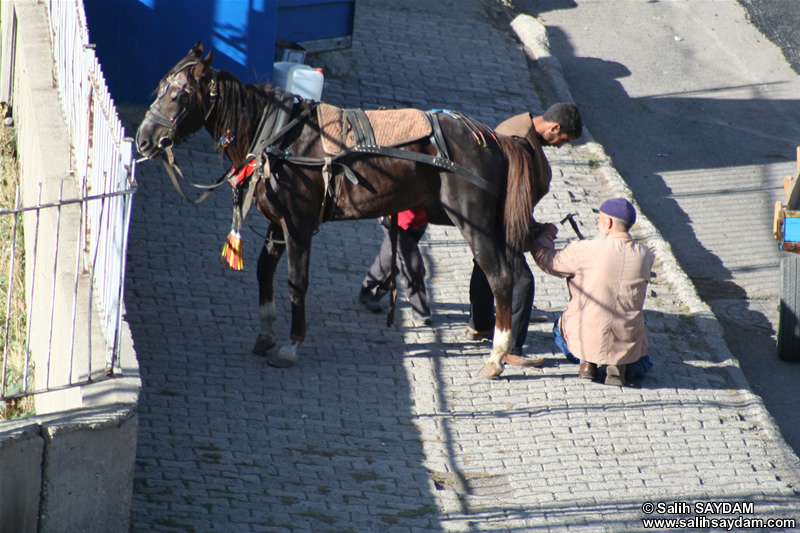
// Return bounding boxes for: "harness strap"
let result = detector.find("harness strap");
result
[161,145,232,203]
[459,113,494,148]
[235,91,308,221]
[241,164,259,220]
[356,109,375,145]
[335,144,502,196]
[429,112,451,160]
[343,108,376,146]
[319,156,334,229]
[386,214,399,328]
[203,68,219,122]
[253,103,502,236]
[248,88,297,158]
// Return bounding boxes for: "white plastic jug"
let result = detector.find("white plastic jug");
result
[272,61,303,91]
[272,61,324,101]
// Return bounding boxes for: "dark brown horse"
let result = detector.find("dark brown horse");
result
[135,42,537,378]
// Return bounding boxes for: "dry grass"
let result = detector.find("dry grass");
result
[0,107,33,420]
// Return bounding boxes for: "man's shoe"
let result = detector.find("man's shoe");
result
[579,362,597,380]
[504,353,545,367]
[358,290,383,313]
[413,311,433,326]
[465,326,493,341]
[604,365,626,386]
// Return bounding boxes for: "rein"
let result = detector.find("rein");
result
[160,144,232,204]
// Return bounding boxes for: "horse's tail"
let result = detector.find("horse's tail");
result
[500,135,536,258]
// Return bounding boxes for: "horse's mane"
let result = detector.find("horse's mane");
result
[210,70,272,165]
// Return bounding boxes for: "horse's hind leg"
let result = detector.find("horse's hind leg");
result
[453,220,514,378]
[477,251,514,379]
[253,223,284,355]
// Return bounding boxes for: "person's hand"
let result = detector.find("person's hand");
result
[541,223,558,238]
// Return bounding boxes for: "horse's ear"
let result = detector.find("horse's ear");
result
[190,41,203,58]
[192,50,213,80]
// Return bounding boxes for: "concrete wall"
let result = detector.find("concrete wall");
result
[0,1,140,532]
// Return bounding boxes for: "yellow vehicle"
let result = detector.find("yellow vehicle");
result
[773,147,800,361]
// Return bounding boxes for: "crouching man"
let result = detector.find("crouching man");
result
[532,198,655,386]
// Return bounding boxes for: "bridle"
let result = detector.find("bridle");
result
[144,60,219,151]
[143,60,225,203]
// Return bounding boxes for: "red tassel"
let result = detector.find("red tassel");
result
[221,231,244,270]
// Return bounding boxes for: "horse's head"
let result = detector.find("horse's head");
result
[135,41,216,159]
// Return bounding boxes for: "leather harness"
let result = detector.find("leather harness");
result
[248,100,502,223]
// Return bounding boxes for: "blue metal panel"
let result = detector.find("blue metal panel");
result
[276,0,355,46]
[84,0,278,104]
[785,217,800,243]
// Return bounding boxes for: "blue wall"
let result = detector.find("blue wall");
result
[276,0,354,48]
[84,0,279,105]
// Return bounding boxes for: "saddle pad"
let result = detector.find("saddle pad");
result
[318,103,432,155]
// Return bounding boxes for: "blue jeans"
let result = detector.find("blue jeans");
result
[553,315,652,381]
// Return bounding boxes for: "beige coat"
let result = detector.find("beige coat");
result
[532,232,655,365]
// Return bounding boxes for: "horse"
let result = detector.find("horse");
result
[135,42,538,379]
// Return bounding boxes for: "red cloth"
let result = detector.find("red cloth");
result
[396,207,428,230]
[228,160,257,187]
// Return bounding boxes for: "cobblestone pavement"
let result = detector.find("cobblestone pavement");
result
[124,1,800,531]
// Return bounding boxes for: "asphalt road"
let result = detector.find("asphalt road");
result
[739,0,800,76]
[514,0,800,455]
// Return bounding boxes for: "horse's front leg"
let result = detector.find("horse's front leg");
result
[253,223,285,355]
[267,222,312,368]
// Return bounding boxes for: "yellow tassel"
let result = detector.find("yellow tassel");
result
[221,231,244,270]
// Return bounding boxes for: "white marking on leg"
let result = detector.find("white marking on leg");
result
[489,328,512,366]
[278,341,299,363]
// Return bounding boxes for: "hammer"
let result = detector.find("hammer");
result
[560,213,585,240]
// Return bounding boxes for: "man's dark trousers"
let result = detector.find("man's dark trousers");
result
[468,257,533,354]
[362,225,430,316]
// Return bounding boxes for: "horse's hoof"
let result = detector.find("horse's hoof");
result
[267,344,298,368]
[267,353,295,368]
[478,362,503,379]
[252,334,277,355]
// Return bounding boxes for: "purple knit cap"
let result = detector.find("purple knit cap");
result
[599,197,636,225]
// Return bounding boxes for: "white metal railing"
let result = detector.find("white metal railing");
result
[0,187,136,402]
[47,0,135,352]
[0,0,136,407]
[0,0,137,403]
